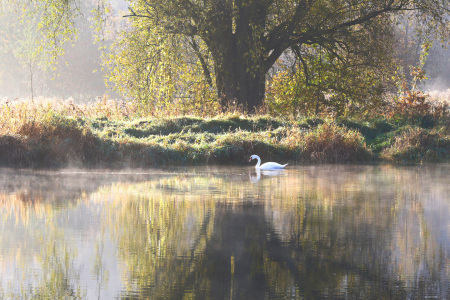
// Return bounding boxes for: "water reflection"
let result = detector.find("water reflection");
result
[249,168,287,183]
[0,165,449,299]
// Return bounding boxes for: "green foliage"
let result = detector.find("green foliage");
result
[5,0,449,115]
[11,0,79,65]
[2,106,450,168]
[2,94,449,167]
[114,0,448,112]
[381,126,450,163]
[106,8,218,115]
[0,1,110,99]
[0,2,58,99]
[266,31,395,117]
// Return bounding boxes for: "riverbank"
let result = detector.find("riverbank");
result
[0,99,449,168]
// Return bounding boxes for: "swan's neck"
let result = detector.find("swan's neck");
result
[254,156,261,168]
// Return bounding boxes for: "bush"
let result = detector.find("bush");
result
[381,127,450,163]
[5,115,103,167]
[300,122,372,163]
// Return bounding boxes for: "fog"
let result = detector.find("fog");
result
[423,45,450,92]
[0,0,128,103]
[0,0,448,103]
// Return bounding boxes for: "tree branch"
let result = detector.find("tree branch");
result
[188,37,213,87]
[265,0,415,71]
[123,6,152,19]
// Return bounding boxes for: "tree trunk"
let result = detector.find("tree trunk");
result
[215,58,266,113]
[205,1,268,113]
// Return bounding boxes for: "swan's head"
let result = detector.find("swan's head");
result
[249,155,258,162]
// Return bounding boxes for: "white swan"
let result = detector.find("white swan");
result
[249,155,287,170]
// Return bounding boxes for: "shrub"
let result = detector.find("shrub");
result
[300,122,371,163]
[0,135,28,166]
[381,127,450,163]
[8,115,102,167]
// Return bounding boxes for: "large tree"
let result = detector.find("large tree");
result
[6,0,448,112]
[123,0,449,112]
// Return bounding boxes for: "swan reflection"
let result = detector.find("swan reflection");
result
[249,168,286,182]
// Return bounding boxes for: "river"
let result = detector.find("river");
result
[0,164,449,299]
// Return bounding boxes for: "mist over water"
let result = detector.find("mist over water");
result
[0,165,449,299]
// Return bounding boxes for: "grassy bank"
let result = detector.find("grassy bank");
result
[0,98,449,168]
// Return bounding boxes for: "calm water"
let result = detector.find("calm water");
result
[0,165,449,299]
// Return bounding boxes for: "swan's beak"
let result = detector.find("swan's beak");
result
[249,158,252,162]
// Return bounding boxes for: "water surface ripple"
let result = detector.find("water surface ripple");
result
[0,164,449,299]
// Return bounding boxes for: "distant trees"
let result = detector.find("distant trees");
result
[394,12,450,90]
[0,2,53,99]
[0,1,108,100]
[3,0,449,114]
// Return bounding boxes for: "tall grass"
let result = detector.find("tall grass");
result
[0,94,449,168]
[300,123,371,162]
[381,126,450,163]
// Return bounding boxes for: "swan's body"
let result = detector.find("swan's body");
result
[249,155,287,170]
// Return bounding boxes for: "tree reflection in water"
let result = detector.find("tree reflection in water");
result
[0,165,449,299]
